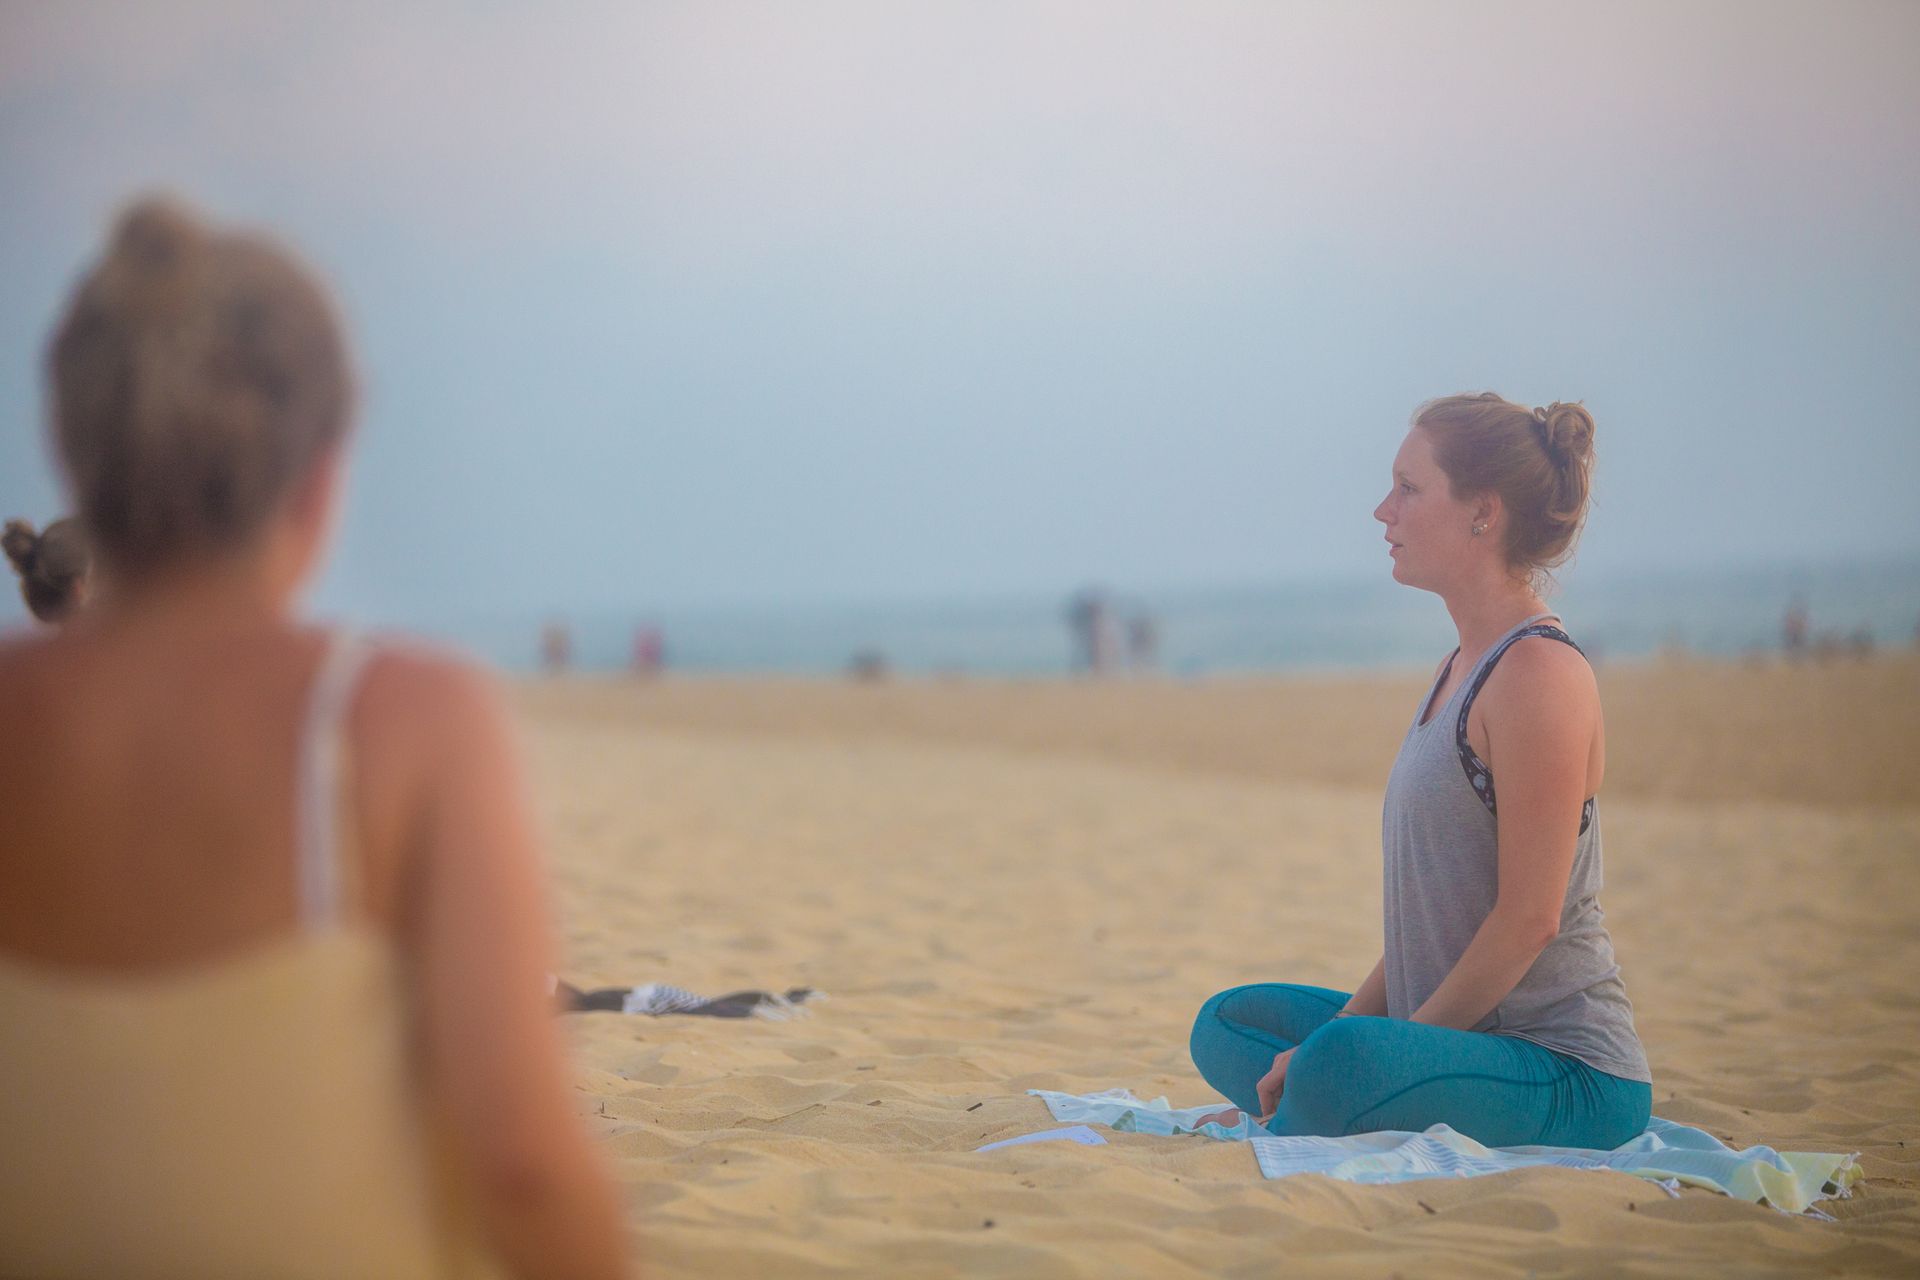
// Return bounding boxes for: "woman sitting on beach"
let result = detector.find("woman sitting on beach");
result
[1191,393,1651,1149]
[0,198,629,1278]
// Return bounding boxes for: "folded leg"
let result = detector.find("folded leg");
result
[1189,983,1349,1116]
[1269,1015,1651,1149]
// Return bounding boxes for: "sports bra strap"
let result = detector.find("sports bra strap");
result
[1454,617,1596,836]
[296,631,376,929]
[1456,617,1576,728]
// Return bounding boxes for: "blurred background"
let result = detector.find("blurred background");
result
[4,0,1917,674]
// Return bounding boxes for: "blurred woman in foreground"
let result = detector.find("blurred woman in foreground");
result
[6,523,805,1027]
[0,197,630,1279]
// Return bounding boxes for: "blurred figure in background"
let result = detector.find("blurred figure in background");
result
[1782,594,1809,659]
[1126,610,1159,673]
[0,197,630,1279]
[3,516,91,624]
[1066,586,1117,675]
[629,624,664,677]
[541,619,574,674]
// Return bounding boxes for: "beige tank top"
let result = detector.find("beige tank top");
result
[0,633,506,1278]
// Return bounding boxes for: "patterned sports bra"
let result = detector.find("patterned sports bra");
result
[1432,622,1597,836]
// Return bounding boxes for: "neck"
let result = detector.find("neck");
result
[1439,572,1549,665]
[88,553,297,639]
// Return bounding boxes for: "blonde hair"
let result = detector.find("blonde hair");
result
[1413,392,1597,581]
[47,195,353,578]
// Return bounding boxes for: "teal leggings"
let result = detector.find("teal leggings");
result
[1190,983,1650,1149]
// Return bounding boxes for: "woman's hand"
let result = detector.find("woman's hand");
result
[1255,1048,1296,1119]
[1195,1045,1298,1130]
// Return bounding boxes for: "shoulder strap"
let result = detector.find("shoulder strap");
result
[1455,621,1581,737]
[1415,648,1461,726]
[1453,619,1595,835]
[296,631,376,929]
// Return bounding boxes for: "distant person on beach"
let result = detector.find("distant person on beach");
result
[0,197,629,1278]
[1782,595,1809,659]
[542,619,573,673]
[630,624,664,676]
[1191,393,1651,1150]
[1066,587,1116,675]
[1127,612,1159,672]
[3,517,90,623]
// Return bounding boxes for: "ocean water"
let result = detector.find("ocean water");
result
[418,558,1920,677]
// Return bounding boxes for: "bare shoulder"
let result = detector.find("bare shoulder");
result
[0,628,56,674]
[0,631,62,719]
[1481,634,1599,722]
[358,640,503,717]
[350,639,518,775]
[0,637,38,767]
[342,639,523,918]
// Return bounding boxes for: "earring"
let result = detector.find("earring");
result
[1472,525,1485,536]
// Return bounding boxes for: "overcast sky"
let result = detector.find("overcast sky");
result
[3,0,1916,627]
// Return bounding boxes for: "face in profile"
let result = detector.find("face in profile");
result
[1373,428,1476,592]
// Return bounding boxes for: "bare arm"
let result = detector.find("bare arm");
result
[1411,641,1596,1031]
[1343,954,1388,1016]
[402,660,631,1280]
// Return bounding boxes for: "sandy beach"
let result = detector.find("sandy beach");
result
[518,654,1920,1278]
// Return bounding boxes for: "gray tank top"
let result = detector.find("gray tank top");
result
[1382,612,1650,1082]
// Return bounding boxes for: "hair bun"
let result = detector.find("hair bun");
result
[3,519,40,576]
[1534,402,1595,468]
[110,195,206,274]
